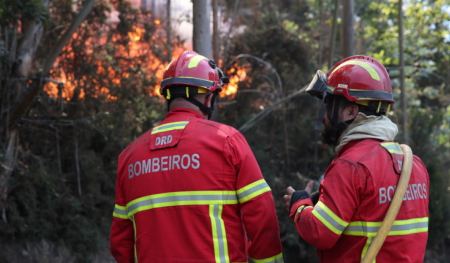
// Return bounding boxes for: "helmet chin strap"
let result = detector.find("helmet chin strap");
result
[165,86,219,119]
[184,92,218,119]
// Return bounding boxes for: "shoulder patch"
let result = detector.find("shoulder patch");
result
[380,142,404,174]
[150,121,189,150]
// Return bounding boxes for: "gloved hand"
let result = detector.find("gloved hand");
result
[289,190,310,210]
[284,181,315,221]
[310,191,320,205]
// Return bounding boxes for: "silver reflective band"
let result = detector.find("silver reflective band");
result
[314,204,347,233]
[237,180,270,203]
[113,205,128,219]
[126,191,238,217]
[344,217,428,237]
[210,204,229,263]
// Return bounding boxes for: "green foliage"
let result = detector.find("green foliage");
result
[0,0,170,261]
[0,0,448,262]
[0,0,48,25]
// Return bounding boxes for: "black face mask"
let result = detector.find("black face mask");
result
[321,120,351,146]
[320,95,353,146]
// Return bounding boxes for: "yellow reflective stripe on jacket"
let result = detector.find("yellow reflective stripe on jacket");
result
[344,217,428,237]
[113,204,128,219]
[126,190,238,217]
[210,204,230,263]
[381,142,403,155]
[312,201,349,235]
[131,215,138,263]
[251,252,284,263]
[237,179,271,203]
[151,121,189,135]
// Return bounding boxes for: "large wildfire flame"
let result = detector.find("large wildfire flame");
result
[44,12,244,102]
[44,19,185,101]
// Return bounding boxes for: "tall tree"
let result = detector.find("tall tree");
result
[166,0,172,60]
[193,0,212,58]
[328,0,339,68]
[398,0,408,143]
[141,0,147,10]
[0,0,95,220]
[342,0,354,56]
[212,0,220,62]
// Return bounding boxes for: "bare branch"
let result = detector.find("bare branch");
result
[8,0,95,128]
[42,0,96,75]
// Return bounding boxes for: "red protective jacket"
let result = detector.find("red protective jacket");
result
[110,108,283,263]
[290,139,429,262]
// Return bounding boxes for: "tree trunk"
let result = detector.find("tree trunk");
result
[398,0,408,143]
[0,130,17,223]
[0,0,94,217]
[151,0,156,18]
[141,0,147,11]
[74,133,82,197]
[166,0,172,61]
[212,0,220,62]
[342,0,354,57]
[328,0,338,68]
[193,0,212,58]
[318,0,323,66]
[9,0,95,129]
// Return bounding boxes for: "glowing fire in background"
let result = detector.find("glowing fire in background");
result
[44,14,245,102]
[222,64,249,98]
[44,18,182,101]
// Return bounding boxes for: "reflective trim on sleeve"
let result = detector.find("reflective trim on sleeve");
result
[311,201,349,235]
[237,179,271,203]
[126,191,238,217]
[344,217,428,237]
[210,204,230,263]
[113,204,128,219]
[251,252,284,263]
[151,121,189,135]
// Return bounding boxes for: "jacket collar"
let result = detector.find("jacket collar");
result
[165,107,205,120]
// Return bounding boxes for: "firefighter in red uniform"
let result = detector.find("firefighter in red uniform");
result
[110,51,284,263]
[284,55,429,262]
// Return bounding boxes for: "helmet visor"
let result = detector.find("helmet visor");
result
[306,70,329,100]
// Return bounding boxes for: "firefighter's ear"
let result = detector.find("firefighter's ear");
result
[342,104,359,122]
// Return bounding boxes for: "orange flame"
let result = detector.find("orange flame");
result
[222,64,248,98]
[128,25,145,42]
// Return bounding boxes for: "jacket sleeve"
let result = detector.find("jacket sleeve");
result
[226,132,284,262]
[291,159,365,250]
[110,155,134,263]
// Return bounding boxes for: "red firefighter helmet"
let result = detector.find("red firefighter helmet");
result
[161,51,228,99]
[306,55,394,104]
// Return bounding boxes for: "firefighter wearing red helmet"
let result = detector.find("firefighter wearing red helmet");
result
[110,51,284,262]
[284,55,429,262]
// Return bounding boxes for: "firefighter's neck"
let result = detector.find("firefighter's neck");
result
[169,95,209,118]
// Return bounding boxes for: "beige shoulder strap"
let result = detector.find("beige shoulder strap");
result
[361,144,413,263]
